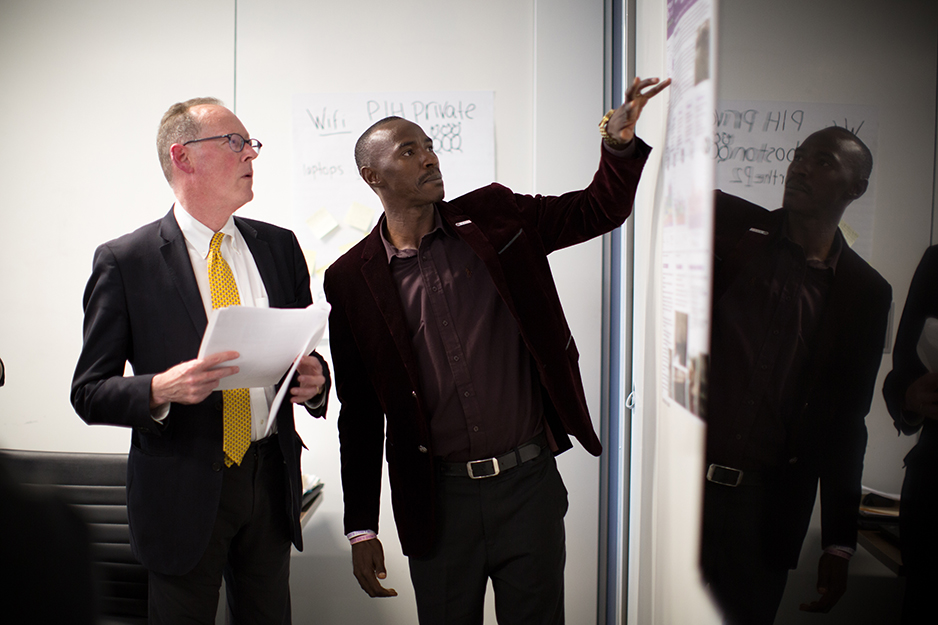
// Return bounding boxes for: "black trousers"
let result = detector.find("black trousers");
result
[409,448,568,625]
[701,478,789,625]
[148,436,292,625]
[899,450,938,625]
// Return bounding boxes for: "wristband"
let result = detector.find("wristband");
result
[347,530,377,545]
[824,546,854,560]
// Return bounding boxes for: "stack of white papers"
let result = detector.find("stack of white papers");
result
[197,300,331,430]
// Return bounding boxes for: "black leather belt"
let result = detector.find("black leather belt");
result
[439,432,547,479]
[706,463,764,487]
[251,433,280,456]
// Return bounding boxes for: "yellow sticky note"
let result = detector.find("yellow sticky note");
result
[338,241,358,255]
[301,248,317,276]
[838,220,859,248]
[345,201,376,232]
[306,209,339,240]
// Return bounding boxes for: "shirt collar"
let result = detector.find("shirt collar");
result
[173,201,239,259]
[820,230,844,273]
[378,207,450,263]
[778,210,843,274]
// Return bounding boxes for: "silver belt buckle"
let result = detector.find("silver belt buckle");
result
[467,457,500,479]
[707,463,743,487]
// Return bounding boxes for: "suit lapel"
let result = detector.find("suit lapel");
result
[437,203,518,317]
[804,237,856,385]
[713,209,782,303]
[236,218,286,307]
[359,230,421,387]
[158,209,207,337]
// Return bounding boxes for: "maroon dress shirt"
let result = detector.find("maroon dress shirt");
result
[707,216,842,470]
[380,211,543,462]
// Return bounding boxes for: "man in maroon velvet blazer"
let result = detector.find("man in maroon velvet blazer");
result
[323,77,668,623]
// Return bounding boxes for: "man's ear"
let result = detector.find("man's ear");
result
[170,143,195,175]
[847,177,869,201]
[360,165,381,189]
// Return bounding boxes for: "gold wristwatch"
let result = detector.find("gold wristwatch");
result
[599,109,630,148]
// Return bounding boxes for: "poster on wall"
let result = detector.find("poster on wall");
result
[713,100,879,260]
[661,0,715,418]
[292,91,495,295]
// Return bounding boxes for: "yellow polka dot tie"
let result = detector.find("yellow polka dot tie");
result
[208,231,252,467]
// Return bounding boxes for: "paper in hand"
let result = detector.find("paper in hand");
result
[198,300,330,391]
[916,317,938,373]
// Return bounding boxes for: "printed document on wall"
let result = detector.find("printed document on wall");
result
[292,92,495,295]
[661,0,715,419]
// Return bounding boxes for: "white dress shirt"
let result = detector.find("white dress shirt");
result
[168,202,277,440]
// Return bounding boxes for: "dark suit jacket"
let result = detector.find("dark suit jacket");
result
[713,191,892,567]
[324,141,650,557]
[71,209,329,575]
[882,246,938,573]
[883,245,938,442]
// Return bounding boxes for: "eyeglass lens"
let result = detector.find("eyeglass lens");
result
[228,134,260,153]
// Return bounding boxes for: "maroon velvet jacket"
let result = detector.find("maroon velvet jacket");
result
[324,140,650,556]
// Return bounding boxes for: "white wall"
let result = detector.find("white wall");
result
[0,0,612,623]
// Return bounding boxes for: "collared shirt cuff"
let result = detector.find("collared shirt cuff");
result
[151,402,170,423]
[901,407,925,428]
[603,137,637,158]
[824,545,855,560]
[347,530,377,545]
[305,391,327,410]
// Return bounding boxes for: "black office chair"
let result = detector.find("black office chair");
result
[0,449,148,624]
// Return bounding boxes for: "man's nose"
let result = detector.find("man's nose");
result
[422,149,439,167]
[242,145,259,160]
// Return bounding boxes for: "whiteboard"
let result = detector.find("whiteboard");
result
[714,100,879,260]
[291,91,495,288]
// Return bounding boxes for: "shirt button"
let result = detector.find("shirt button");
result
[418,445,428,453]
[453,356,459,362]
[464,391,470,398]
[735,434,742,440]
[411,391,417,398]
[432,286,438,292]
[473,426,479,432]
[212,462,221,472]
[442,321,448,326]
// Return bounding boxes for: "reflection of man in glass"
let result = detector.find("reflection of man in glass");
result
[703,127,892,624]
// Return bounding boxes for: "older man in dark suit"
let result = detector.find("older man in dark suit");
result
[703,127,892,624]
[324,77,668,624]
[71,98,329,624]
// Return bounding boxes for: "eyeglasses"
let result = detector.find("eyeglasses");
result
[183,133,262,153]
